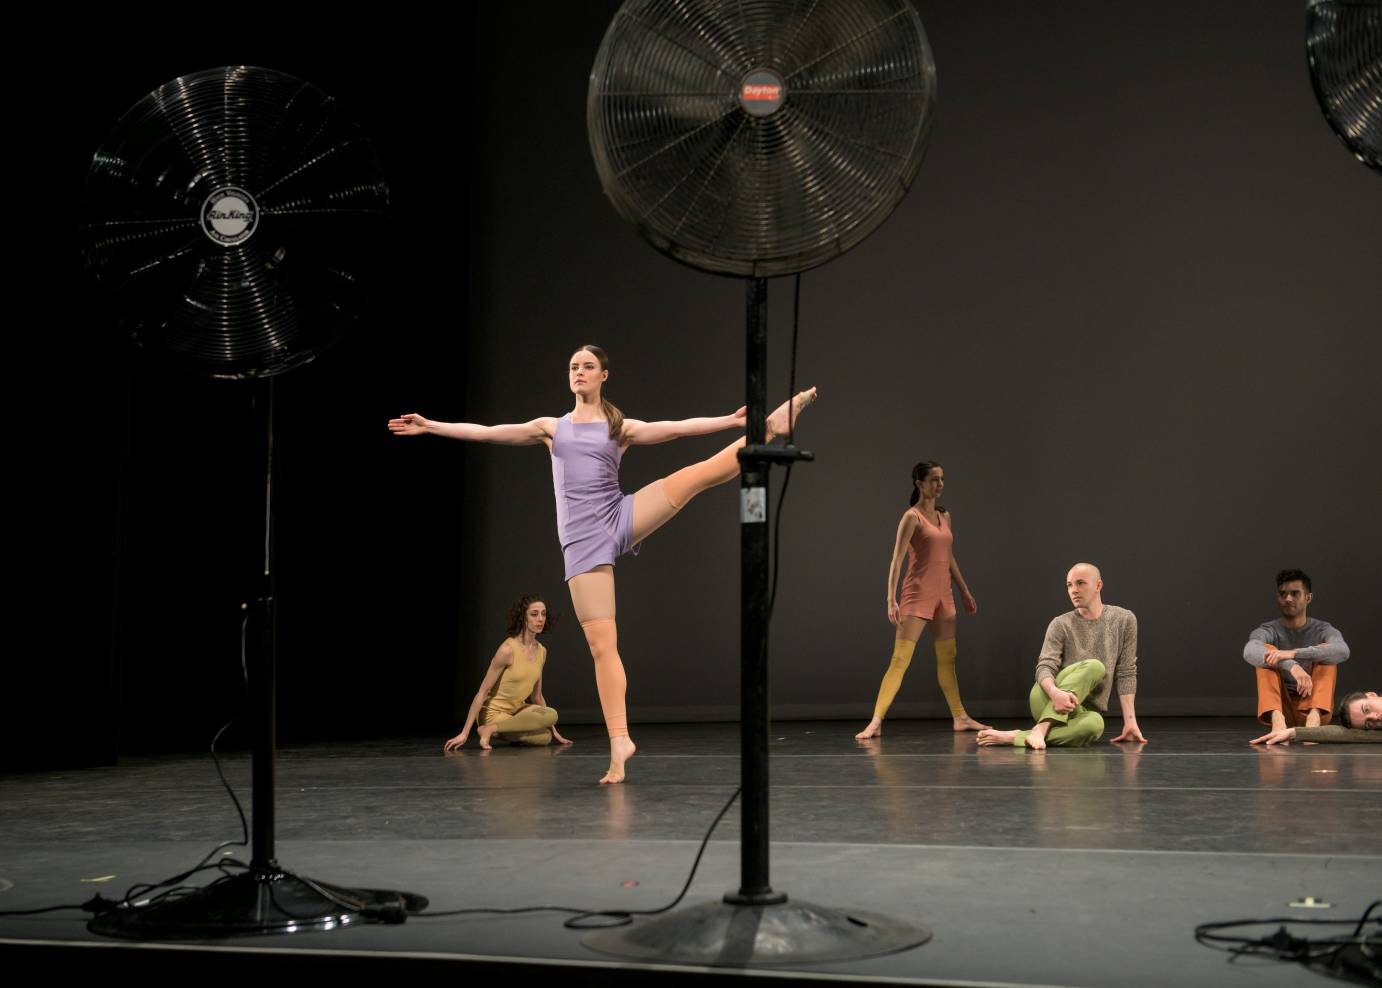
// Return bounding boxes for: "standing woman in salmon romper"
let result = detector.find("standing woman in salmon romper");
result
[855,461,988,738]
[391,345,815,783]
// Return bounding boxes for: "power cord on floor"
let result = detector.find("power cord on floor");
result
[1,617,253,920]
[411,786,741,929]
[1195,899,1380,983]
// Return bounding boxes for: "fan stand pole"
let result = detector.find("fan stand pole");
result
[729,275,789,906]
[88,379,427,940]
[583,278,931,965]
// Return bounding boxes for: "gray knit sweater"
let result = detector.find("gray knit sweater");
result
[1034,605,1138,714]
[1242,618,1350,677]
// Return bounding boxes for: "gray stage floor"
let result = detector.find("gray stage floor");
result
[2,719,1380,985]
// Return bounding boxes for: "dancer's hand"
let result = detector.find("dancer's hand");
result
[1250,726,1295,746]
[730,405,747,428]
[1289,665,1313,698]
[962,590,977,615]
[1110,721,1147,743]
[1050,689,1078,714]
[443,731,467,752]
[887,600,900,625]
[553,729,573,746]
[389,412,432,436]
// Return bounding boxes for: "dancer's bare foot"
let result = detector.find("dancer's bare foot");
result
[600,736,636,784]
[953,715,991,732]
[976,728,1018,746]
[766,387,817,440]
[1305,709,1322,729]
[1027,723,1050,750]
[477,723,498,750]
[1270,710,1287,733]
[977,727,1046,750]
[855,718,883,740]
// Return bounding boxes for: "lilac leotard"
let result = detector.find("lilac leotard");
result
[550,414,639,581]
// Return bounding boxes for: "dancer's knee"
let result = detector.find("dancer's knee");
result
[1078,659,1106,679]
[1074,712,1104,744]
[663,470,692,510]
[581,617,618,660]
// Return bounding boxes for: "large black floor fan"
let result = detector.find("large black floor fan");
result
[1305,0,1382,173]
[80,66,425,938]
[586,0,937,965]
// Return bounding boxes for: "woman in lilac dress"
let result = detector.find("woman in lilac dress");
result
[390,345,815,783]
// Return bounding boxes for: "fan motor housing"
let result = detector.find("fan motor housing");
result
[740,69,786,117]
[200,186,260,246]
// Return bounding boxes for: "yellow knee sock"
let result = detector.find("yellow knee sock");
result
[872,638,917,720]
[935,638,967,719]
[582,618,629,738]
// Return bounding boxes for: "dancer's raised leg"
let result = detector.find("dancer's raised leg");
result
[856,616,927,738]
[568,566,636,783]
[629,387,817,545]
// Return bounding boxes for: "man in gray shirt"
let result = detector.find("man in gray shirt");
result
[1244,569,1349,732]
[978,562,1144,750]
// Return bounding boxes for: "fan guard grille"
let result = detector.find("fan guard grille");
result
[81,66,390,379]
[1306,0,1382,174]
[588,0,938,277]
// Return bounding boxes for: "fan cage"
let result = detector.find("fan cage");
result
[588,0,938,278]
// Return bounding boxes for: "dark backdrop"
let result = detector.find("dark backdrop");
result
[11,1,1379,767]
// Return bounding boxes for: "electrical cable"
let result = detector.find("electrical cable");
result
[1195,900,1381,979]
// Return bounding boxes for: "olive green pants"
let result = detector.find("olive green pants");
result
[1012,659,1107,747]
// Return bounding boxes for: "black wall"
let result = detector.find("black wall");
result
[11,2,1379,767]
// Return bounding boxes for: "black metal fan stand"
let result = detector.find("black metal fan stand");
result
[82,66,424,939]
[584,280,931,965]
[89,379,427,939]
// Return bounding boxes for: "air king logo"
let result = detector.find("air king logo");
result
[200,186,260,246]
[740,69,786,117]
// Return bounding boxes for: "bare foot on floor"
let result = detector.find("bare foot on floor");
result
[977,728,1046,750]
[766,387,817,440]
[953,715,991,732]
[477,724,498,750]
[600,736,637,784]
[976,728,1017,746]
[1305,710,1322,728]
[855,718,882,740]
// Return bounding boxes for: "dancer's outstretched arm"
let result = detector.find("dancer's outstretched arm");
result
[390,413,557,445]
[621,406,746,446]
[885,511,920,626]
[444,644,513,752]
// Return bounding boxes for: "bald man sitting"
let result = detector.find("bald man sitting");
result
[978,563,1145,750]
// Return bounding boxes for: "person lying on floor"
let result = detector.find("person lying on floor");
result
[1251,691,1380,745]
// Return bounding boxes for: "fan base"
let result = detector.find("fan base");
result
[87,869,427,939]
[583,896,931,966]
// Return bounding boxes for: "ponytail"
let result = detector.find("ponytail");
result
[909,460,944,509]
[601,396,624,442]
